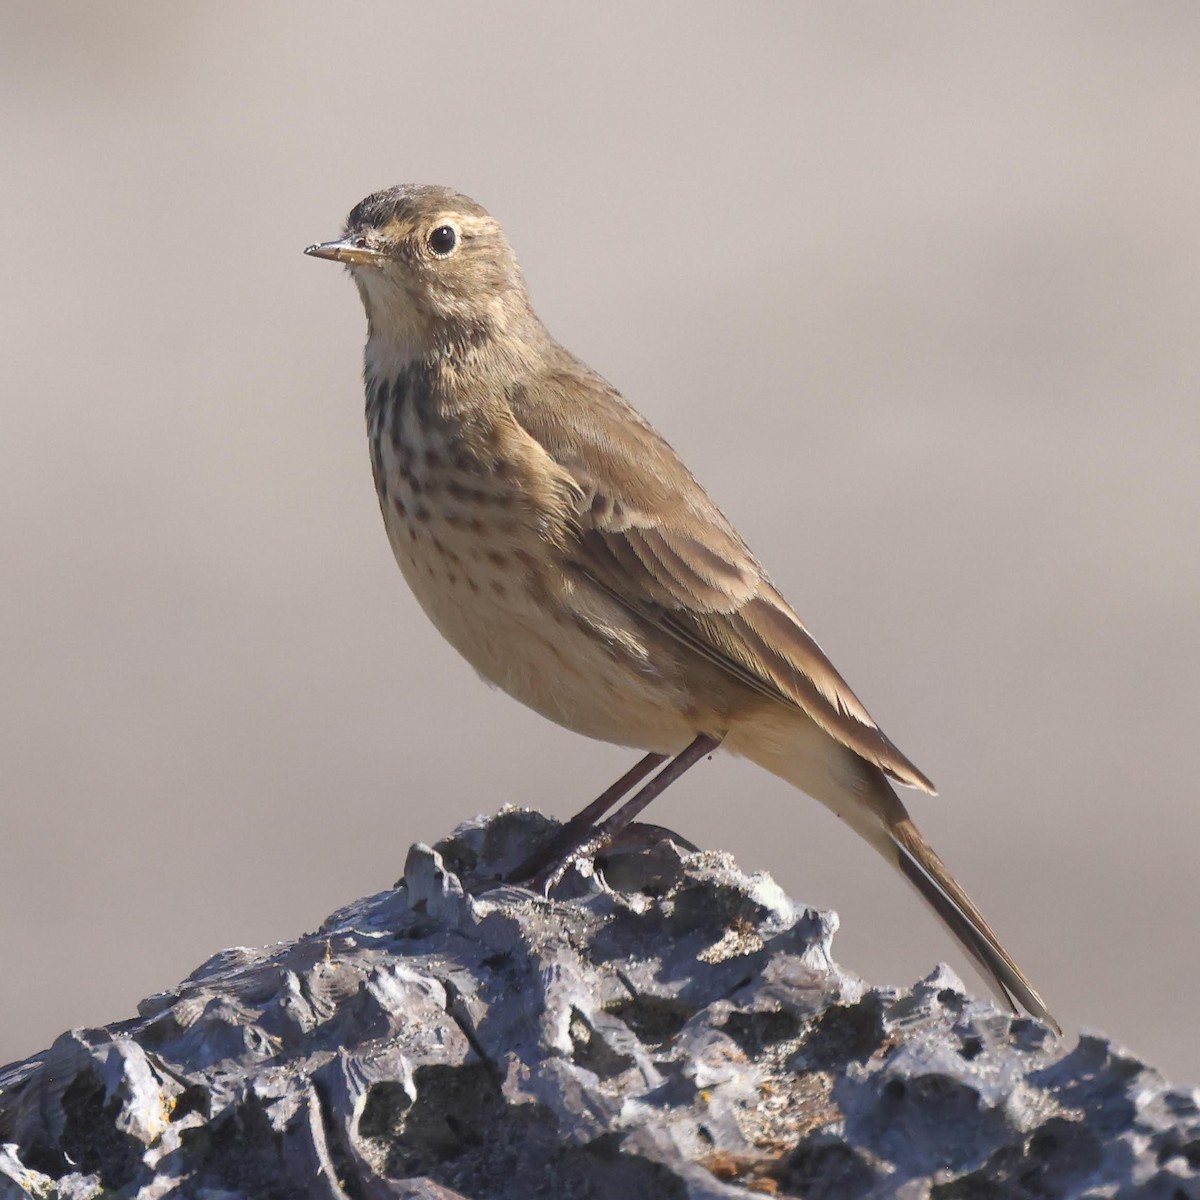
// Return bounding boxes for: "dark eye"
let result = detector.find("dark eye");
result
[427,225,458,256]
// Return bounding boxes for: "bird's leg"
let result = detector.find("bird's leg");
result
[510,751,668,883]
[530,733,722,893]
[557,751,672,835]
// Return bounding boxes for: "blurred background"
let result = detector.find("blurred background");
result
[3,3,1198,1079]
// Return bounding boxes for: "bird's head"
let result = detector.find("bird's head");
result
[306,184,532,360]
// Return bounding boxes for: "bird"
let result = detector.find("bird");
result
[305,184,1058,1031]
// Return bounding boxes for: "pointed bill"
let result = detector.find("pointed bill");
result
[304,238,386,266]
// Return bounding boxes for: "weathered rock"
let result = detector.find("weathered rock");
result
[1,808,1197,1198]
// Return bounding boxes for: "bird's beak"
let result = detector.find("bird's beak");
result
[304,238,386,267]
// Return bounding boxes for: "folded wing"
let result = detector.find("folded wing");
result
[507,361,935,794]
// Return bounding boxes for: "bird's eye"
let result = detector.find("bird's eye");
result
[427,225,458,256]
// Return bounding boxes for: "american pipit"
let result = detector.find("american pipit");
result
[306,184,1057,1031]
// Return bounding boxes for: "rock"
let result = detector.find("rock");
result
[1,808,1197,1199]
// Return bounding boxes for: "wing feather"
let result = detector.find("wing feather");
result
[508,362,935,793]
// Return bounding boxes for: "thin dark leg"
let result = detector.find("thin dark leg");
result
[559,751,671,834]
[532,733,722,893]
[508,751,667,883]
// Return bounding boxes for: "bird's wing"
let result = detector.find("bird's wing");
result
[507,362,935,793]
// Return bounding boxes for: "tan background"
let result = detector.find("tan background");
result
[3,3,1198,1080]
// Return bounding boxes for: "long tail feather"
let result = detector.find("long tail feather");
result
[728,709,1059,1031]
[890,815,1060,1032]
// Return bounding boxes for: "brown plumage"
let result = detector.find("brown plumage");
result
[306,184,1058,1031]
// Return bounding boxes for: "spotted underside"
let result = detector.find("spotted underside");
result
[365,356,933,794]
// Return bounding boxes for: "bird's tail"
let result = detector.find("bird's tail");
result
[726,709,1059,1032]
[887,808,1059,1031]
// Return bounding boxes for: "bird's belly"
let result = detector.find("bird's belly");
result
[380,502,697,754]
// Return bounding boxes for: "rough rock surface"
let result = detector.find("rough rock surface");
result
[1,809,1197,1199]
